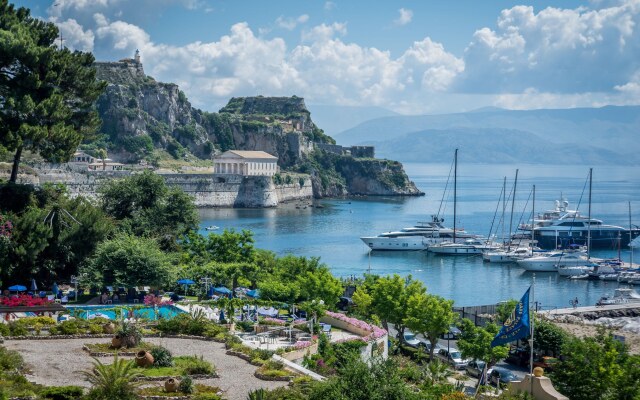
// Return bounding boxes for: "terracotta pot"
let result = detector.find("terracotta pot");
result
[164,378,179,392]
[135,350,154,368]
[103,323,116,334]
[111,335,123,349]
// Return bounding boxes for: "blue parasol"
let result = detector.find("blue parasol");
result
[8,285,27,292]
[52,282,59,296]
[246,289,260,298]
[30,279,37,292]
[214,286,232,295]
[177,279,195,296]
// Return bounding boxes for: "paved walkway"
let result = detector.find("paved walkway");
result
[545,302,640,315]
[4,337,287,400]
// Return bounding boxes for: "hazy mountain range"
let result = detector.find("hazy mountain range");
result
[329,106,640,165]
[307,105,399,137]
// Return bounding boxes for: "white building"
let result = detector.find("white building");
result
[213,150,278,176]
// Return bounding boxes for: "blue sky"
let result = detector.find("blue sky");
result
[12,0,640,114]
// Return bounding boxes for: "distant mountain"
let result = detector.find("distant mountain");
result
[335,106,640,164]
[306,104,399,137]
[370,128,629,165]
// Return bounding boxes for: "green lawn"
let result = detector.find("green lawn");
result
[134,356,215,377]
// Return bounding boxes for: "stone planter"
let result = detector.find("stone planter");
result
[103,323,116,334]
[164,378,179,392]
[136,350,154,368]
[111,335,123,348]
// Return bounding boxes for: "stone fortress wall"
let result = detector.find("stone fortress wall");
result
[31,167,312,208]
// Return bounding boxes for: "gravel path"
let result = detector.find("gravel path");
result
[4,337,288,400]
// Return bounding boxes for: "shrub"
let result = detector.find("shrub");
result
[39,385,85,400]
[179,375,193,394]
[82,355,141,400]
[9,324,28,337]
[235,320,254,333]
[0,347,24,371]
[150,346,174,367]
[0,324,8,336]
[182,355,214,375]
[117,323,142,348]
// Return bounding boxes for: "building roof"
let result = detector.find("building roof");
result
[219,150,278,160]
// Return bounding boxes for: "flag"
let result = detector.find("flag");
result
[491,287,531,347]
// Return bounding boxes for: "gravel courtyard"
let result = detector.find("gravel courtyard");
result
[4,337,289,400]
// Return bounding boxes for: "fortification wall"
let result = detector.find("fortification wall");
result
[32,170,312,208]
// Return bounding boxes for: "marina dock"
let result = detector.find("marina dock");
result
[545,302,640,316]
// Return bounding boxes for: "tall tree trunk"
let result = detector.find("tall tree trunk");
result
[9,145,23,183]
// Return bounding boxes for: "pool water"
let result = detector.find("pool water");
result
[65,305,184,320]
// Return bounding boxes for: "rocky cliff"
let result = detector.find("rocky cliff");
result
[91,59,422,197]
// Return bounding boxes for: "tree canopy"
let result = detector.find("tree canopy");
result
[405,293,456,359]
[0,0,106,182]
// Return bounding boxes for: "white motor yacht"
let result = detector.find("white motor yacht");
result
[429,239,501,255]
[483,247,533,263]
[360,216,480,251]
[596,288,640,306]
[516,248,589,272]
[558,265,593,277]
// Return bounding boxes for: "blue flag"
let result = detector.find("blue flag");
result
[491,287,531,347]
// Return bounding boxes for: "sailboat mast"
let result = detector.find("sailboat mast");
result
[532,185,535,251]
[588,168,592,259]
[630,201,634,268]
[508,169,519,251]
[502,177,506,244]
[453,149,458,243]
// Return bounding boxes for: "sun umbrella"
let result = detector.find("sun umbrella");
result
[177,279,195,296]
[30,279,37,292]
[8,285,27,292]
[52,282,59,296]
[246,289,260,298]
[214,286,232,295]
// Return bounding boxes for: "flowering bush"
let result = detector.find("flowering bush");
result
[294,340,313,350]
[143,294,173,306]
[324,311,387,343]
[260,317,286,326]
[0,295,53,307]
[0,214,12,240]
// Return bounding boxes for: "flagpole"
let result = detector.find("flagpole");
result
[529,273,536,394]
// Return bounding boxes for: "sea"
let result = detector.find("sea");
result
[199,163,640,309]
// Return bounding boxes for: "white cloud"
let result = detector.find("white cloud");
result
[324,1,336,11]
[394,8,413,26]
[275,14,309,30]
[459,2,640,96]
[56,18,95,52]
[301,22,347,42]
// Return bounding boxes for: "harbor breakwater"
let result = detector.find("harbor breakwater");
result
[31,170,313,207]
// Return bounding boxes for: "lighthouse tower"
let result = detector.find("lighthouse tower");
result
[134,49,141,64]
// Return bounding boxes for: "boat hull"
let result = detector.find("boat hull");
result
[533,228,640,250]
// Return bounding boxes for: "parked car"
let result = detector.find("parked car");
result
[465,360,486,378]
[403,331,432,351]
[489,367,520,386]
[435,348,470,369]
[441,325,462,340]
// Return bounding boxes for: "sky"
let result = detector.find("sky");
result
[11,0,640,115]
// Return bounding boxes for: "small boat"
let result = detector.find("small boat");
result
[205,225,220,231]
[429,238,501,255]
[483,247,534,263]
[516,247,589,272]
[596,288,640,306]
[568,273,590,280]
[558,265,593,277]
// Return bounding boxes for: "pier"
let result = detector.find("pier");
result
[545,302,640,316]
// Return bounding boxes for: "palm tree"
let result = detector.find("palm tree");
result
[82,355,141,400]
[423,359,453,385]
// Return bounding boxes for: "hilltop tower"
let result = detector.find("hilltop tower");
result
[134,49,141,64]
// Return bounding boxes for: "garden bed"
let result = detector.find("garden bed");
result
[133,356,216,379]
[137,383,223,399]
[83,341,156,356]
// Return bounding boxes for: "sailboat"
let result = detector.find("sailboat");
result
[518,169,593,272]
[429,149,500,255]
[360,149,479,251]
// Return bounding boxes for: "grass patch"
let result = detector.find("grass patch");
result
[137,384,221,398]
[84,342,156,354]
[134,356,215,377]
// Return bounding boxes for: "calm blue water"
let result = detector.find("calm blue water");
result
[65,305,184,320]
[199,164,640,309]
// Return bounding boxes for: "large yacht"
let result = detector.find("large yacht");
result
[360,216,480,251]
[516,246,590,272]
[516,198,640,249]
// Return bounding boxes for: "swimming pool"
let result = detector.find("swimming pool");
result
[65,305,185,320]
